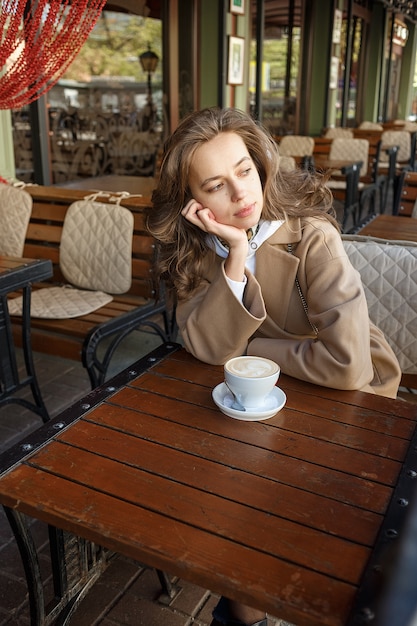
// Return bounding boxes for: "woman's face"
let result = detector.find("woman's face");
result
[188,132,264,229]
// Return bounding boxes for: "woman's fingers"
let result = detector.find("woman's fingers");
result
[181,200,247,247]
[181,199,202,218]
[181,200,212,231]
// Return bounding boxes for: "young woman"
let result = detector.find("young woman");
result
[147,106,401,625]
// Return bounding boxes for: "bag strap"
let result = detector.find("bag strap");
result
[287,243,319,336]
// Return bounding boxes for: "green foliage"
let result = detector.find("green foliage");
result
[250,31,300,94]
[62,12,162,82]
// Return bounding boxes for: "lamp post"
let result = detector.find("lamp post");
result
[139,44,159,130]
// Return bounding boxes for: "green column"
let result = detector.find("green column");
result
[0,111,16,180]
[307,0,333,135]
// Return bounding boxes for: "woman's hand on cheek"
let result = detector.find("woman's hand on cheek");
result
[181,199,215,232]
[181,199,247,248]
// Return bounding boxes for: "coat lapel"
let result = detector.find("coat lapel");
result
[255,219,302,326]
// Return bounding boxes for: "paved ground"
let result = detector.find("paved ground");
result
[0,331,283,626]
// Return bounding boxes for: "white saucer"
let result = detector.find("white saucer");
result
[212,383,286,421]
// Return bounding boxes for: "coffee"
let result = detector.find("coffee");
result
[224,356,280,410]
[225,356,279,378]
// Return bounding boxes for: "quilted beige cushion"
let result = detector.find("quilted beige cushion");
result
[0,183,32,256]
[278,155,297,171]
[379,130,411,163]
[60,199,134,294]
[8,286,113,319]
[324,128,354,139]
[279,135,314,157]
[328,138,369,177]
[342,234,417,374]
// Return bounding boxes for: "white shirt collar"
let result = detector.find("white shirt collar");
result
[209,219,284,259]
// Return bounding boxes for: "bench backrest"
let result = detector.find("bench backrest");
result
[24,185,156,299]
[342,234,417,385]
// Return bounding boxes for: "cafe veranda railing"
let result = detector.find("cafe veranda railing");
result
[12,107,161,184]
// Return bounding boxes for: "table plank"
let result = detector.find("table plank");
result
[357,214,417,243]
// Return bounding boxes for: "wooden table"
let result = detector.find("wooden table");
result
[357,213,417,242]
[0,343,416,626]
[0,256,52,421]
[55,174,156,196]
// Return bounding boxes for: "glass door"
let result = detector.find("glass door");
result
[332,1,371,127]
[251,0,303,136]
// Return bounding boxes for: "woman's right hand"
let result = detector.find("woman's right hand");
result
[181,199,248,249]
[181,199,248,282]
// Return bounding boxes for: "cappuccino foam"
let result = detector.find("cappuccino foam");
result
[225,357,279,378]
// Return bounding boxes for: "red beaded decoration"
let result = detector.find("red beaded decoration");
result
[0,0,107,109]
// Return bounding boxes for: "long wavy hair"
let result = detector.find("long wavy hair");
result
[147,107,338,299]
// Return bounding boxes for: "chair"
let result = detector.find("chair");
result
[378,129,415,213]
[379,129,413,170]
[353,128,383,181]
[353,127,388,212]
[342,233,417,397]
[393,170,417,217]
[324,127,354,139]
[312,136,333,162]
[325,138,377,231]
[278,135,314,170]
[328,137,369,179]
[358,121,384,130]
[393,119,417,132]
[277,155,297,171]
[0,183,32,257]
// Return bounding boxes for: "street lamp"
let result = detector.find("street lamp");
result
[139,43,159,105]
[138,44,159,131]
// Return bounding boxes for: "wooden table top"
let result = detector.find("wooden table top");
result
[0,343,416,626]
[357,214,417,243]
[55,175,156,197]
[0,255,52,295]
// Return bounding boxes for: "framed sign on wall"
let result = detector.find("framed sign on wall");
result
[230,0,245,15]
[228,36,245,85]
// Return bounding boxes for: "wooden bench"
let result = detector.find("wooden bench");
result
[10,185,176,389]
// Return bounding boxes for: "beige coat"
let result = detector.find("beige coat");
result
[177,217,402,398]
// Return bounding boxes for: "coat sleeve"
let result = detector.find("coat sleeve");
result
[248,222,400,394]
[177,261,267,364]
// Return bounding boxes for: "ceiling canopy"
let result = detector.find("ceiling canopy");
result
[104,0,161,18]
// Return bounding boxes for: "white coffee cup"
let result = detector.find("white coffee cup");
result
[224,356,280,410]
